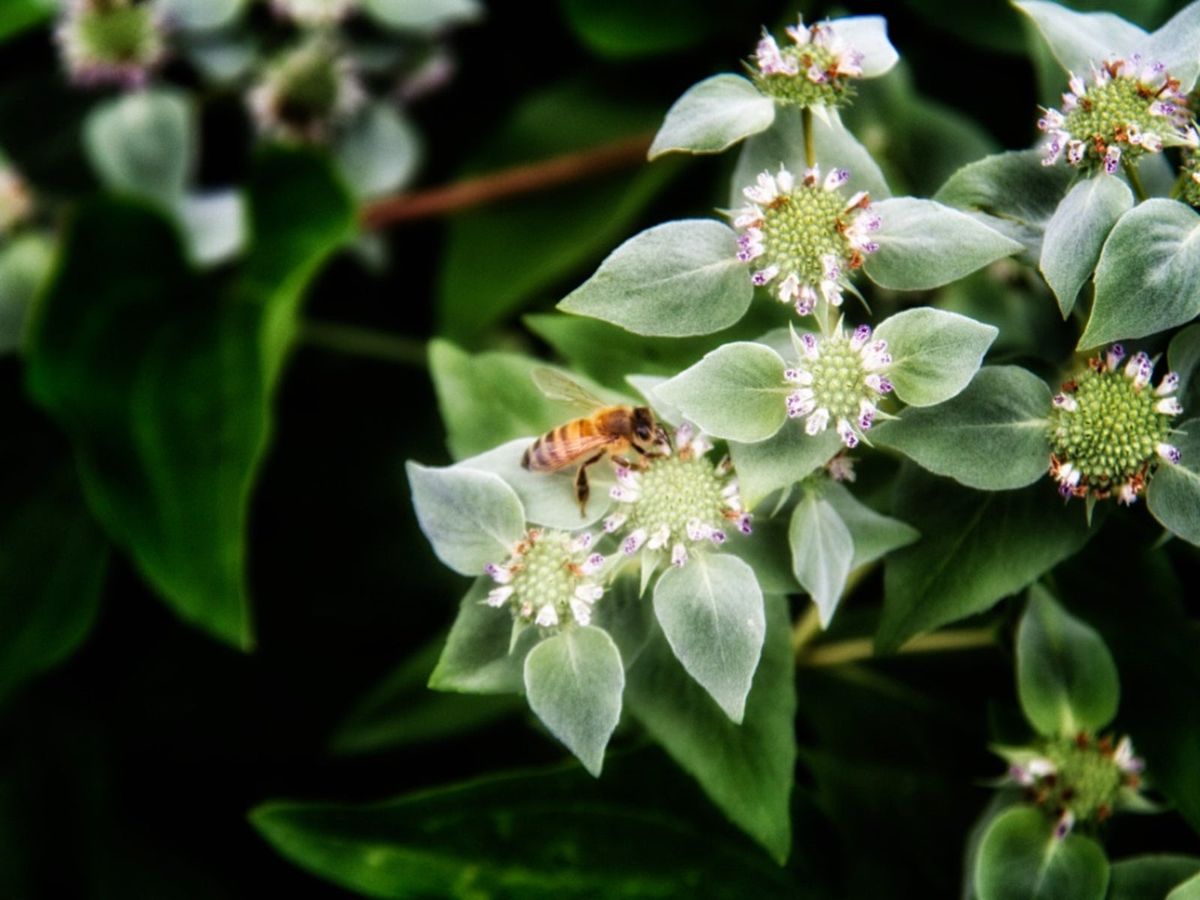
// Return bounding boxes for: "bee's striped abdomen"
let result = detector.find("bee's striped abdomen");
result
[523,418,597,472]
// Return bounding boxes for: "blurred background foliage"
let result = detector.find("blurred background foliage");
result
[2,0,1200,897]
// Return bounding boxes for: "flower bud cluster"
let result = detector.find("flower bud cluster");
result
[604,424,750,571]
[247,38,365,142]
[1038,56,1194,173]
[751,16,865,109]
[733,164,879,317]
[484,529,607,631]
[1049,345,1181,504]
[55,0,166,89]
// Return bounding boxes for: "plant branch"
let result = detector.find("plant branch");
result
[802,107,816,169]
[797,627,998,667]
[361,132,654,230]
[300,319,428,368]
[1122,158,1148,202]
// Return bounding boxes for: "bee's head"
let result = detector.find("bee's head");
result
[631,406,657,445]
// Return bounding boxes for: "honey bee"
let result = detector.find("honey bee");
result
[521,368,669,515]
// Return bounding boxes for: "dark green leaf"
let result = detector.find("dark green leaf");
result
[25,150,354,648]
[625,594,795,862]
[1147,418,1200,546]
[877,469,1095,653]
[0,0,54,43]
[1108,856,1200,900]
[974,806,1108,900]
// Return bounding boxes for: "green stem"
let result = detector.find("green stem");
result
[1122,158,1148,202]
[797,627,997,667]
[1168,167,1189,201]
[300,320,428,368]
[802,106,816,169]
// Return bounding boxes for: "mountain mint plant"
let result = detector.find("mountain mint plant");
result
[397,3,1200,890]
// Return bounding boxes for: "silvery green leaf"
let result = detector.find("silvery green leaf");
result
[454,439,613,530]
[789,492,853,628]
[1168,873,1200,900]
[934,149,1074,260]
[822,482,919,569]
[874,307,998,407]
[558,220,753,337]
[177,190,245,267]
[731,106,891,208]
[729,423,841,510]
[648,74,776,159]
[360,0,482,31]
[1144,2,1200,91]
[1017,585,1120,738]
[864,198,1022,291]
[335,103,421,199]
[1040,176,1133,317]
[652,553,765,723]
[524,626,624,777]
[626,374,684,426]
[872,366,1052,491]
[974,806,1109,900]
[180,31,257,83]
[155,0,245,31]
[655,342,789,443]
[406,462,526,576]
[1081,200,1200,349]
[1148,418,1200,546]
[83,89,194,207]
[830,15,899,78]
[1013,1,1148,77]
[428,578,537,694]
[0,234,53,355]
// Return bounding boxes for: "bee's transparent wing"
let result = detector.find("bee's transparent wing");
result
[531,367,605,411]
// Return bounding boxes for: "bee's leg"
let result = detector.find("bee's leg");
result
[575,452,605,516]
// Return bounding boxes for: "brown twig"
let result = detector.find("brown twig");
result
[361,132,655,230]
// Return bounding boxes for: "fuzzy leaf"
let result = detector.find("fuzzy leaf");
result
[1148,418,1200,546]
[974,806,1109,900]
[335,103,421,199]
[934,149,1074,259]
[873,366,1052,491]
[1040,176,1133,318]
[789,493,853,628]
[83,89,194,206]
[0,234,53,355]
[177,190,245,267]
[429,579,537,695]
[157,0,245,30]
[406,463,526,576]
[731,106,891,207]
[822,482,919,568]
[1017,585,1120,738]
[1013,1,1148,79]
[655,342,788,442]
[874,307,998,407]
[624,594,795,862]
[1109,857,1200,900]
[558,220,753,337]
[648,74,775,159]
[831,15,899,78]
[864,197,1022,291]
[524,626,624,776]
[1168,324,1200,396]
[652,553,765,723]
[877,470,1094,653]
[454,439,613,531]
[1081,200,1200,349]
[1169,873,1200,900]
[1146,2,1200,91]
[729,423,841,510]
[360,0,482,31]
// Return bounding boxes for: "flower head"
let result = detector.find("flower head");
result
[271,0,357,26]
[750,16,865,109]
[1038,56,1193,173]
[784,323,893,448]
[0,166,33,235]
[483,528,607,631]
[1049,346,1181,504]
[247,38,364,143]
[1003,733,1146,836]
[604,424,749,572]
[1180,146,1200,209]
[55,0,167,89]
[733,164,878,316]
